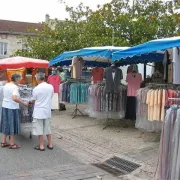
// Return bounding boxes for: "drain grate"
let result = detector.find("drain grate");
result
[92,156,141,176]
[92,163,125,176]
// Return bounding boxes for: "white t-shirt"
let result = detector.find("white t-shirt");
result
[32,82,54,119]
[173,47,180,84]
[2,83,20,109]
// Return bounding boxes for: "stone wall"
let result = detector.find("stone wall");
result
[0,34,23,59]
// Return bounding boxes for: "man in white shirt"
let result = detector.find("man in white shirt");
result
[31,72,54,151]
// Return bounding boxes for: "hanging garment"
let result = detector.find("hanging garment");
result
[0,70,7,81]
[47,75,61,93]
[126,72,142,97]
[173,47,180,84]
[32,68,38,86]
[125,96,136,120]
[7,68,26,84]
[70,56,84,79]
[136,86,180,132]
[18,86,34,123]
[163,50,171,82]
[86,84,126,120]
[156,107,180,180]
[92,67,104,84]
[104,66,123,93]
[152,71,164,83]
[59,81,89,104]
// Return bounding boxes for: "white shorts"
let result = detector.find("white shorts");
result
[32,118,52,136]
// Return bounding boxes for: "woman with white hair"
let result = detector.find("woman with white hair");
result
[0,73,28,149]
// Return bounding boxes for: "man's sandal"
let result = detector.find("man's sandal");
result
[47,145,53,150]
[9,144,20,149]
[34,146,45,151]
[1,142,10,148]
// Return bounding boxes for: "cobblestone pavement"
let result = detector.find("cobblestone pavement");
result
[0,104,160,180]
[50,105,160,180]
[0,164,114,180]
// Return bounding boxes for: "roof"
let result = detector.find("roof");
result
[111,36,180,65]
[0,56,48,69]
[0,19,42,35]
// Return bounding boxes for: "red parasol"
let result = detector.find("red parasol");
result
[0,56,49,69]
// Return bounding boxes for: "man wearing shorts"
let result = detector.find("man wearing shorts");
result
[31,72,54,151]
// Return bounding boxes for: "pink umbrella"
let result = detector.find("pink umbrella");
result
[0,56,48,69]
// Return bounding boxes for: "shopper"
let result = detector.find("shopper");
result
[57,67,66,111]
[57,67,66,82]
[0,73,28,149]
[31,72,54,151]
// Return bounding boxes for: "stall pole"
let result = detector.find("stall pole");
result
[144,63,147,80]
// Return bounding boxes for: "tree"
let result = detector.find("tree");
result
[14,0,180,60]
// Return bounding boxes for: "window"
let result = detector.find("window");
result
[1,34,7,39]
[0,42,8,56]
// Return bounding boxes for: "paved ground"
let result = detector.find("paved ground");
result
[0,104,161,180]
[51,104,160,180]
[0,133,80,176]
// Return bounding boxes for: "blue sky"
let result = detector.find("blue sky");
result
[0,0,111,22]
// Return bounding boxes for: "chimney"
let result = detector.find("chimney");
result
[45,14,50,23]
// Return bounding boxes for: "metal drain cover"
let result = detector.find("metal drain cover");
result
[92,156,141,176]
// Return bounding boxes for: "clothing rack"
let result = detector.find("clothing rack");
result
[147,83,180,90]
[168,98,180,101]
[68,79,86,119]
[72,104,84,119]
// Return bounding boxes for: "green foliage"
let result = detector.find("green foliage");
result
[14,0,180,60]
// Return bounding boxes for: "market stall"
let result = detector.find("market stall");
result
[50,46,130,119]
[111,36,180,132]
[0,56,49,138]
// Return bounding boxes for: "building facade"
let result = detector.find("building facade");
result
[0,19,42,59]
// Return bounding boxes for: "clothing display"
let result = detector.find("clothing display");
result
[47,74,61,93]
[168,63,173,83]
[104,66,123,94]
[173,47,180,84]
[19,85,34,123]
[126,72,142,97]
[136,84,180,132]
[125,96,137,120]
[59,80,89,104]
[125,72,142,120]
[156,105,180,180]
[32,68,38,86]
[87,83,127,119]
[163,50,172,82]
[60,72,66,81]
[70,56,84,79]
[6,68,26,84]
[92,67,104,84]
[0,70,7,81]
[151,71,164,84]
